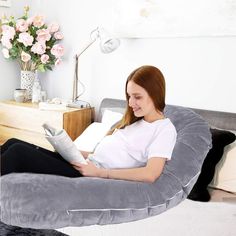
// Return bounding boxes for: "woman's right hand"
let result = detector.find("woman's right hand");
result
[71,160,107,178]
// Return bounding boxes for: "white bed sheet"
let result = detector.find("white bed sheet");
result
[57,199,236,236]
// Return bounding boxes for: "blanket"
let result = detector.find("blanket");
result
[0,220,68,236]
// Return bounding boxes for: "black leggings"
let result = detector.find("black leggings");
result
[0,138,83,177]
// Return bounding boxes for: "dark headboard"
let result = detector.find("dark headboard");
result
[189,108,236,131]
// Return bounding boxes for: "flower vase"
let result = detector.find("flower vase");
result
[20,70,36,100]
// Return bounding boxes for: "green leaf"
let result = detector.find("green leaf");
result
[9,47,20,58]
[45,65,53,71]
[37,64,46,72]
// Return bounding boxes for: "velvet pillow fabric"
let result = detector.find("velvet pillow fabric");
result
[188,128,236,202]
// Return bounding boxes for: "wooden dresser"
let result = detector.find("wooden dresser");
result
[0,101,94,150]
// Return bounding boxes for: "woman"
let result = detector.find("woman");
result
[1,65,177,183]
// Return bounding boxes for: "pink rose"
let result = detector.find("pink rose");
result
[48,22,59,33]
[1,25,15,39]
[55,58,62,66]
[31,42,46,55]
[41,54,49,64]
[26,17,34,25]
[33,15,44,28]
[54,32,63,40]
[16,19,28,32]
[1,36,12,49]
[2,48,10,58]
[21,51,31,62]
[51,44,64,58]
[17,32,34,47]
[36,29,51,42]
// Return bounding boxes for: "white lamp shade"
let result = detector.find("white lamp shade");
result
[100,37,120,54]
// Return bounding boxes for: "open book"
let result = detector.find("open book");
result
[42,123,87,164]
[42,110,123,165]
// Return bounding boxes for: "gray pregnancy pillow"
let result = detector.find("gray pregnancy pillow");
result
[0,104,211,229]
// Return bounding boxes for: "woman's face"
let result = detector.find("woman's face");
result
[127,81,161,122]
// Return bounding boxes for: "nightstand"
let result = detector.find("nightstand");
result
[0,101,94,150]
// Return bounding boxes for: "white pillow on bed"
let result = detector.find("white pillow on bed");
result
[74,122,111,152]
[101,109,123,127]
[74,110,123,152]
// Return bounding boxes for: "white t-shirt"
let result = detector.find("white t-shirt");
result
[91,118,177,169]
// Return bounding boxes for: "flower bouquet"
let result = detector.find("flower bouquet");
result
[0,6,64,100]
[0,6,64,72]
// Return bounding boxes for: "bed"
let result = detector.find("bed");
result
[1,98,236,236]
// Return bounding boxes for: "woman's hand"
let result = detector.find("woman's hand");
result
[71,160,104,177]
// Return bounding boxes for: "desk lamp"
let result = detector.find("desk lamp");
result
[70,27,120,108]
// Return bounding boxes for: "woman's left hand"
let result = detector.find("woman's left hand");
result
[71,160,102,177]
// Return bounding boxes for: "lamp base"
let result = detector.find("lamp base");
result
[67,100,91,109]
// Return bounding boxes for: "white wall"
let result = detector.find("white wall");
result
[1,0,236,113]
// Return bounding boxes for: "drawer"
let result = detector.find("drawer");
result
[0,102,65,134]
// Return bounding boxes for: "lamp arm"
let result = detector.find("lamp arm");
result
[76,37,97,58]
[72,57,78,102]
[73,38,97,101]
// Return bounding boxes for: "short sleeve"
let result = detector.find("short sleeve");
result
[147,124,177,161]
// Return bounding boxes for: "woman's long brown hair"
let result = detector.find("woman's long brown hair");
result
[110,65,166,133]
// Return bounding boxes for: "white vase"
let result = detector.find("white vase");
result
[20,70,36,100]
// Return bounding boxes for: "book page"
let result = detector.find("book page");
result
[43,124,87,164]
